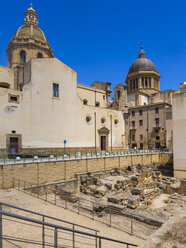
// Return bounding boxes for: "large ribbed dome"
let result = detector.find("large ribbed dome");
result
[13,25,47,43]
[128,46,157,74]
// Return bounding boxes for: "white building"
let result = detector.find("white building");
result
[172,82,186,179]
[0,5,125,155]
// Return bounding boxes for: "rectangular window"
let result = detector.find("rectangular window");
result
[53,83,59,97]
[8,94,19,103]
[132,111,135,117]
[139,120,143,126]
[10,96,17,102]
[103,95,105,100]
[132,134,135,141]
[139,110,143,115]
[155,118,159,125]
[140,135,143,140]
[155,107,159,114]
[156,136,160,140]
[132,121,135,127]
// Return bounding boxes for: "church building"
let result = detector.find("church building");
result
[0,4,175,156]
[0,4,125,155]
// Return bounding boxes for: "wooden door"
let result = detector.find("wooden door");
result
[9,137,18,154]
[101,136,106,150]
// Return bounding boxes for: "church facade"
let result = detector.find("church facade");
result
[0,5,125,155]
[0,4,175,156]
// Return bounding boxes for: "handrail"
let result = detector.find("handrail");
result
[0,149,173,165]
[12,178,163,226]
[0,201,98,233]
[0,210,138,247]
[75,196,163,226]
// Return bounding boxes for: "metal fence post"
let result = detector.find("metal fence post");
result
[45,186,47,201]
[55,191,56,205]
[54,228,58,248]
[131,214,133,235]
[92,202,94,220]
[0,204,2,248]
[18,179,20,190]
[78,199,80,215]
[72,224,75,248]
[42,216,45,248]
[99,238,101,248]
[95,231,98,248]
[109,209,111,227]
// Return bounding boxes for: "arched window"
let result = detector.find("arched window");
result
[20,51,26,63]
[37,53,43,58]
[0,82,10,89]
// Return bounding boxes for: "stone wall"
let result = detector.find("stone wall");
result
[0,153,173,189]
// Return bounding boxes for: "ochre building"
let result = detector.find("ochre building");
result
[113,46,175,150]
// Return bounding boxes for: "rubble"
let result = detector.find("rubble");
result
[127,195,141,209]
[79,163,186,222]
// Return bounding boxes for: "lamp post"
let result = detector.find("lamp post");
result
[64,140,67,155]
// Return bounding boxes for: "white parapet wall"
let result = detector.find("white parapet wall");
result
[172,82,186,179]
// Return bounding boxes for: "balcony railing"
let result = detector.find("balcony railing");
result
[153,123,161,128]
[130,126,136,130]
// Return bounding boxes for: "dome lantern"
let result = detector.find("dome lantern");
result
[138,45,146,58]
[24,4,38,26]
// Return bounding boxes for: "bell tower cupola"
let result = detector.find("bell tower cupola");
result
[6,4,53,68]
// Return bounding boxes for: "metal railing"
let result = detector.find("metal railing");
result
[0,149,172,165]
[0,201,98,235]
[13,178,163,239]
[0,206,138,247]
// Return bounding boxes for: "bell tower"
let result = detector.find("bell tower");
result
[6,4,53,68]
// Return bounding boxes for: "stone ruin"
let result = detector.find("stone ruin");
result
[79,163,186,221]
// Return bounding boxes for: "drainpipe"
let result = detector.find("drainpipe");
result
[110,115,112,151]
[147,105,149,149]
[94,112,96,152]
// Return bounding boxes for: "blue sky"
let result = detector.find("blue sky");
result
[1,0,186,94]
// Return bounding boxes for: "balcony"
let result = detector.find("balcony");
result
[153,123,161,129]
[130,126,137,130]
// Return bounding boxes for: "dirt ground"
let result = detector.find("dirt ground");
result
[0,189,143,248]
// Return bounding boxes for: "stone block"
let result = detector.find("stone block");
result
[105,183,112,190]
[127,195,140,209]
[131,187,144,196]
